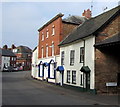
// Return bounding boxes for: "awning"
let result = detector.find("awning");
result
[43,62,49,67]
[56,66,64,72]
[80,66,91,73]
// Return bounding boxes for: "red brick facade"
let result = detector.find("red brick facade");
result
[95,14,120,94]
[38,14,80,59]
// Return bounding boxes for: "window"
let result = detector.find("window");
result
[70,50,75,66]
[52,25,55,36]
[52,42,54,56]
[41,32,44,41]
[67,70,70,83]
[72,71,76,84]
[61,51,65,65]
[46,29,49,38]
[80,74,83,86]
[80,47,84,63]
[46,45,48,57]
[41,47,44,58]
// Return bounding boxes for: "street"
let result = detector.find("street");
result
[2,71,119,106]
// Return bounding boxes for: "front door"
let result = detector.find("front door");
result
[86,73,90,90]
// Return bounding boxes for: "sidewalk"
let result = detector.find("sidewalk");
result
[27,72,119,106]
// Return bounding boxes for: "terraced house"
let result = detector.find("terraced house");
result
[32,11,90,84]
[59,5,120,94]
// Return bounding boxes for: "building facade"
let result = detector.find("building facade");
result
[0,49,16,71]
[34,12,88,84]
[12,45,32,71]
[31,46,38,78]
[59,6,120,94]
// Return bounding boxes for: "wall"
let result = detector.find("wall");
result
[95,14,120,94]
[60,36,95,89]
[38,17,62,58]
[31,47,38,78]
[1,56,10,71]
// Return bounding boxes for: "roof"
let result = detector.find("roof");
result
[62,15,87,25]
[1,49,16,57]
[59,5,120,46]
[94,33,120,48]
[38,13,64,31]
[14,46,32,54]
[32,46,37,52]
[38,13,87,32]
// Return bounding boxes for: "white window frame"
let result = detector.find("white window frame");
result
[41,46,44,58]
[52,25,55,36]
[61,51,65,65]
[72,70,76,84]
[46,44,48,57]
[41,32,44,41]
[52,42,54,56]
[67,70,70,83]
[46,29,49,38]
[70,50,75,66]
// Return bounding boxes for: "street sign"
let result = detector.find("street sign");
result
[106,82,117,87]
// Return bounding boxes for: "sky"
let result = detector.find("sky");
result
[1,0,120,50]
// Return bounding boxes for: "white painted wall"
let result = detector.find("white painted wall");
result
[31,47,38,78]
[1,56,10,71]
[60,36,95,89]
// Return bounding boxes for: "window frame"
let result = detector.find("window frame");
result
[72,70,76,84]
[61,51,65,65]
[70,50,75,66]
[52,25,55,36]
[80,47,85,63]
[67,70,70,83]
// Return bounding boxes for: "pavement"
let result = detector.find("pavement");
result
[26,71,120,106]
[2,71,120,106]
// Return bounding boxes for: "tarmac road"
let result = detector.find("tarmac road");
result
[2,71,119,106]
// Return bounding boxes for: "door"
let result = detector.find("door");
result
[86,73,90,90]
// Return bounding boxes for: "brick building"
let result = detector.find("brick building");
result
[59,5,120,94]
[35,12,89,83]
[12,45,32,71]
[0,48,16,71]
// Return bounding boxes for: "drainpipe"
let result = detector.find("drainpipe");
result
[83,39,85,91]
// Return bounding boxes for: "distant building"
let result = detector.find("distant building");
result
[12,45,32,71]
[0,48,16,71]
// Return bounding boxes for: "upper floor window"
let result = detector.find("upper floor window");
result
[70,50,75,66]
[80,47,84,63]
[41,46,44,58]
[41,32,44,41]
[61,51,65,65]
[52,42,54,56]
[46,29,49,38]
[46,45,48,57]
[52,25,55,36]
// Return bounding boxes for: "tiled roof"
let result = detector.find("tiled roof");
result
[15,46,32,53]
[62,15,87,25]
[38,13,64,31]
[1,49,16,57]
[59,5,120,46]
[94,33,120,47]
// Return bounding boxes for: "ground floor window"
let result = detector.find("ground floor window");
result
[72,71,76,84]
[67,70,70,83]
[80,74,83,86]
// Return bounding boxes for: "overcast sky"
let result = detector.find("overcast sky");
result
[1,0,120,50]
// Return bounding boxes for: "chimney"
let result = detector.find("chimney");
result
[82,9,92,19]
[11,44,16,49]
